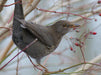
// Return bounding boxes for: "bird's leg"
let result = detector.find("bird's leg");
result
[27,55,43,71]
[38,64,49,72]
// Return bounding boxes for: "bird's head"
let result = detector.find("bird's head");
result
[52,20,80,35]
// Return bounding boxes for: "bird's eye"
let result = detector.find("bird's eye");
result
[63,24,67,28]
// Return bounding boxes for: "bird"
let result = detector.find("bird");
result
[13,0,80,64]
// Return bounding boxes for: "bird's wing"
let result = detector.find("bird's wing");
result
[26,22,56,47]
[15,17,55,47]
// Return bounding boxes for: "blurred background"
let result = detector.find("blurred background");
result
[0,0,101,75]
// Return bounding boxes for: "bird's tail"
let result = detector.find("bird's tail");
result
[13,0,24,25]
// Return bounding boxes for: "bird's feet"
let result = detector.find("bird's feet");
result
[38,64,49,72]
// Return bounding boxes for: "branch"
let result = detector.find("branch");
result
[70,54,101,75]
[0,0,7,12]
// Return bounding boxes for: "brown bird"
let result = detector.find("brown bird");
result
[13,0,79,64]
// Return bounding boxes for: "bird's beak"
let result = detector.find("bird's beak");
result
[68,23,80,28]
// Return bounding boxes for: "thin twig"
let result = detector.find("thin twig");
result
[0,40,13,62]
[0,38,38,70]
[0,0,7,12]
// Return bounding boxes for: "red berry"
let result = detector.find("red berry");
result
[70,37,73,40]
[93,32,97,35]
[70,47,73,51]
[73,28,76,30]
[90,32,97,35]
[76,38,79,41]
[76,30,80,32]
[98,0,101,4]
[75,43,79,46]
[95,19,97,21]
[99,13,101,16]
[81,42,84,45]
